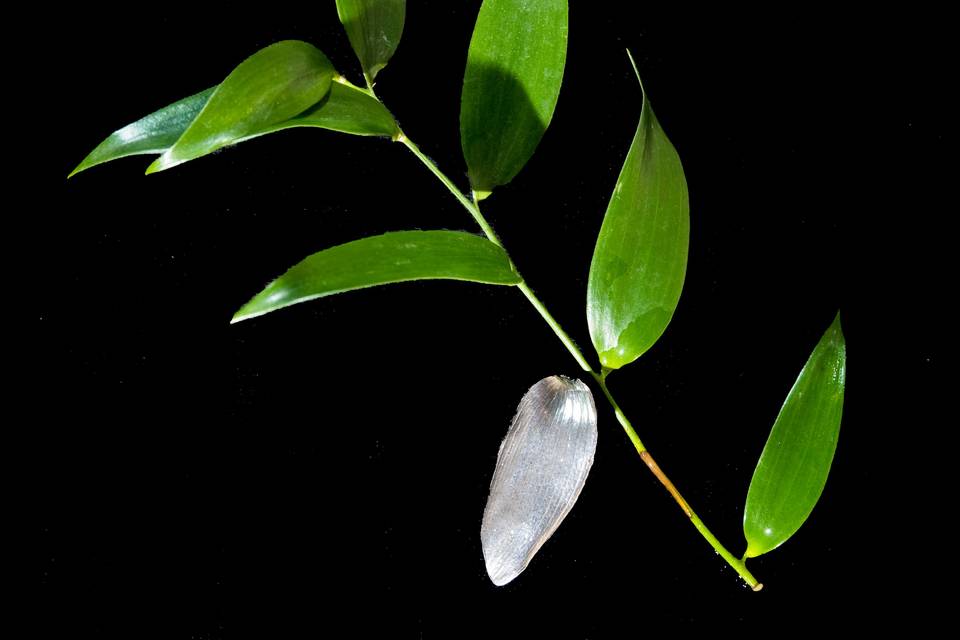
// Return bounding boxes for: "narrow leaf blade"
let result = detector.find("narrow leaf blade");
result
[261,80,398,138]
[743,313,847,558]
[232,230,520,322]
[148,40,335,173]
[460,0,568,194]
[68,87,214,177]
[72,81,396,176]
[335,0,406,81]
[586,58,689,369]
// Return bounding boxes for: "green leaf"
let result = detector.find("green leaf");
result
[266,80,398,138]
[146,40,335,173]
[336,0,406,82]
[70,81,396,177]
[743,313,846,558]
[460,0,568,194]
[232,230,521,322]
[68,87,215,178]
[586,54,689,370]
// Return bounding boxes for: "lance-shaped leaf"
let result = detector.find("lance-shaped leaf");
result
[266,81,398,138]
[70,81,397,176]
[68,87,215,178]
[146,40,335,173]
[586,54,689,370]
[232,230,520,322]
[335,0,406,82]
[743,313,846,558]
[460,0,568,196]
[482,375,598,586]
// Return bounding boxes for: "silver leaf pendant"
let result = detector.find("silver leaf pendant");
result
[481,375,598,586]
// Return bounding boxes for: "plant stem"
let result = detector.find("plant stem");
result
[516,281,595,374]
[593,372,646,453]
[397,133,592,374]
[389,114,761,590]
[395,134,503,243]
[594,376,761,589]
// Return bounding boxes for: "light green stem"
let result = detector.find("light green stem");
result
[595,376,760,588]
[395,134,501,243]
[594,372,646,452]
[516,281,595,374]
[373,86,762,589]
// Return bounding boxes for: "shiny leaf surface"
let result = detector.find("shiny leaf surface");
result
[71,81,396,176]
[743,313,846,558]
[460,0,568,194]
[232,231,521,322]
[147,40,335,173]
[264,80,398,137]
[586,56,689,369]
[69,87,214,178]
[335,0,405,81]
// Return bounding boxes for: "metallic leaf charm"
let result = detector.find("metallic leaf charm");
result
[481,375,598,586]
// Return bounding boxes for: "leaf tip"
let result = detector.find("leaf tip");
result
[144,158,163,175]
[231,296,268,324]
[146,149,185,174]
[625,48,644,93]
[826,310,846,351]
[67,164,84,179]
[230,305,257,324]
[146,145,189,175]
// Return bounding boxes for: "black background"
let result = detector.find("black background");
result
[31,3,944,636]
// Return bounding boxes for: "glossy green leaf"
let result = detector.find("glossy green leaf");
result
[147,40,335,173]
[335,0,405,81]
[586,55,689,370]
[232,230,521,322]
[70,81,396,176]
[460,0,568,195]
[743,313,846,558]
[264,80,398,138]
[68,88,215,178]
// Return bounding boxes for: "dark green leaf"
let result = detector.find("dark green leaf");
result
[147,40,335,173]
[68,87,214,178]
[336,0,406,81]
[743,313,846,558]
[232,230,521,322]
[264,80,398,138]
[586,55,689,370]
[460,0,568,195]
[70,81,396,176]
